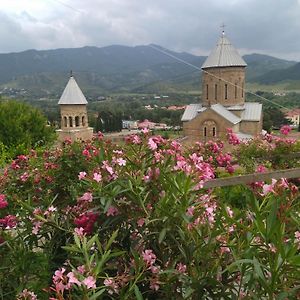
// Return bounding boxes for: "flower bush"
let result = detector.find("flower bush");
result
[0,131,300,299]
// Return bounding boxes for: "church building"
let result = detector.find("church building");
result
[56,74,93,143]
[181,31,263,142]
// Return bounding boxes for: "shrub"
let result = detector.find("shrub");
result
[0,131,300,299]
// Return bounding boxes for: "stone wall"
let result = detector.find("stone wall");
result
[183,108,240,142]
[59,104,89,129]
[202,67,246,107]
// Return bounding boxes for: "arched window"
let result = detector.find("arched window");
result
[235,83,238,99]
[215,84,217,100]
[242,83,244,98]
[203,120,217,138]
[82,116,86,127]
[206,84,209,100]
[64,116,67,127]
[69,116,73,127]
[75,116,80,127]
[213,127,216,137]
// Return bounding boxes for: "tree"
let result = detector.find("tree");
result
[0,100,55,157]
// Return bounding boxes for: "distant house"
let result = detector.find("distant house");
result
[285,109,300,126]
[167,105,186,111]
[122,120,138,130]
[138,119,156,129]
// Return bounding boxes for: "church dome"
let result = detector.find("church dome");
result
[202,33,247,69]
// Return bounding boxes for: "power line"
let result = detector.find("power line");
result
[149,44,290,111]
[48,0,83,13]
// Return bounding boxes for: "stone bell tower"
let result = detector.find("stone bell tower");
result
[201,31,247,108]
[56,74,93,143]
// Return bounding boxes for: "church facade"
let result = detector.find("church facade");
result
[181,32,263,142]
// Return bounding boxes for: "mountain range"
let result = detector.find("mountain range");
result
[0,44,298,98]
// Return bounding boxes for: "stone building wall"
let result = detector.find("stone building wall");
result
[202,67,245,107]
[59,104,89,129]
[183,109,240,141]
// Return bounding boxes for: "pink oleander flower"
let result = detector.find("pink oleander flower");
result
[142,128,149,134]
[104,278,119,294]
[44,205,57,216]
[116,158,126,166]
[0,214,17,229]
[0,194,8,209]
[17,289,38,300]
[74,227,85,237]
[268,243,277,253]
[82,148,91,158]
[294,231,300,249]
[256,165,267,173]
[132,135,141,144]
[142,249,156,266]
[20,172,29,182]
[261,179,277,196]
[226,206,234,218]
[137,218,145,227]
[77,265,85,274]
[78,171,87,180]
[67,271,81,286]
[79,192,93,202]
[148,138,158,150]
[280,125,292,135]
[74,212,98,235]
[149,277,160,291]
[32,221,43,235]
[106,206,119,216]
[226,128,240,145]
[176,262,187,273]
[83,276,96,289]
[93,172,102,183]
[186,206,195,217]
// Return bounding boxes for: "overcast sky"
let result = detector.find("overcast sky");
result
[1,0,300,61]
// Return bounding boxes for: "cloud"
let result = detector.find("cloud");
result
[0,0,299,60]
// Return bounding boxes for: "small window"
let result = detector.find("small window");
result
[213,127,216,137]
[215,84,217,101]
[225,84,228,100]
[242,83,244,98]
[75,116,80,127]
[204,127,207,137]
[82,116,86,126]
[206,84,209,100]
[64,116,67,127]
[235,83,237,99]
[69,116,73,127]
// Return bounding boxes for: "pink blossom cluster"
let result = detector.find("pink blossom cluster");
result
[74,212,98,235]
[280,125,292,136]
[16,289,38,300]
[226,128,240,145]
[0,194,8,209]
[30,206,57,235]
[51,267,96,294]
[0,214,17,229]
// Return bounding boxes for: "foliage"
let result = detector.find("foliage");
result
[0,100,55,160]
[95,110,122,133]
[0,131,300,299]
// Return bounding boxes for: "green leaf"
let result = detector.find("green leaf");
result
[159,227,167,244]
[105,230,118,251]
[253,257,264,280]
[89,288,106,300]
[134,284,143,300]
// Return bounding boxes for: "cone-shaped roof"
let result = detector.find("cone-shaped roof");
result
[58,76,88,105]
[202,32,247,69]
